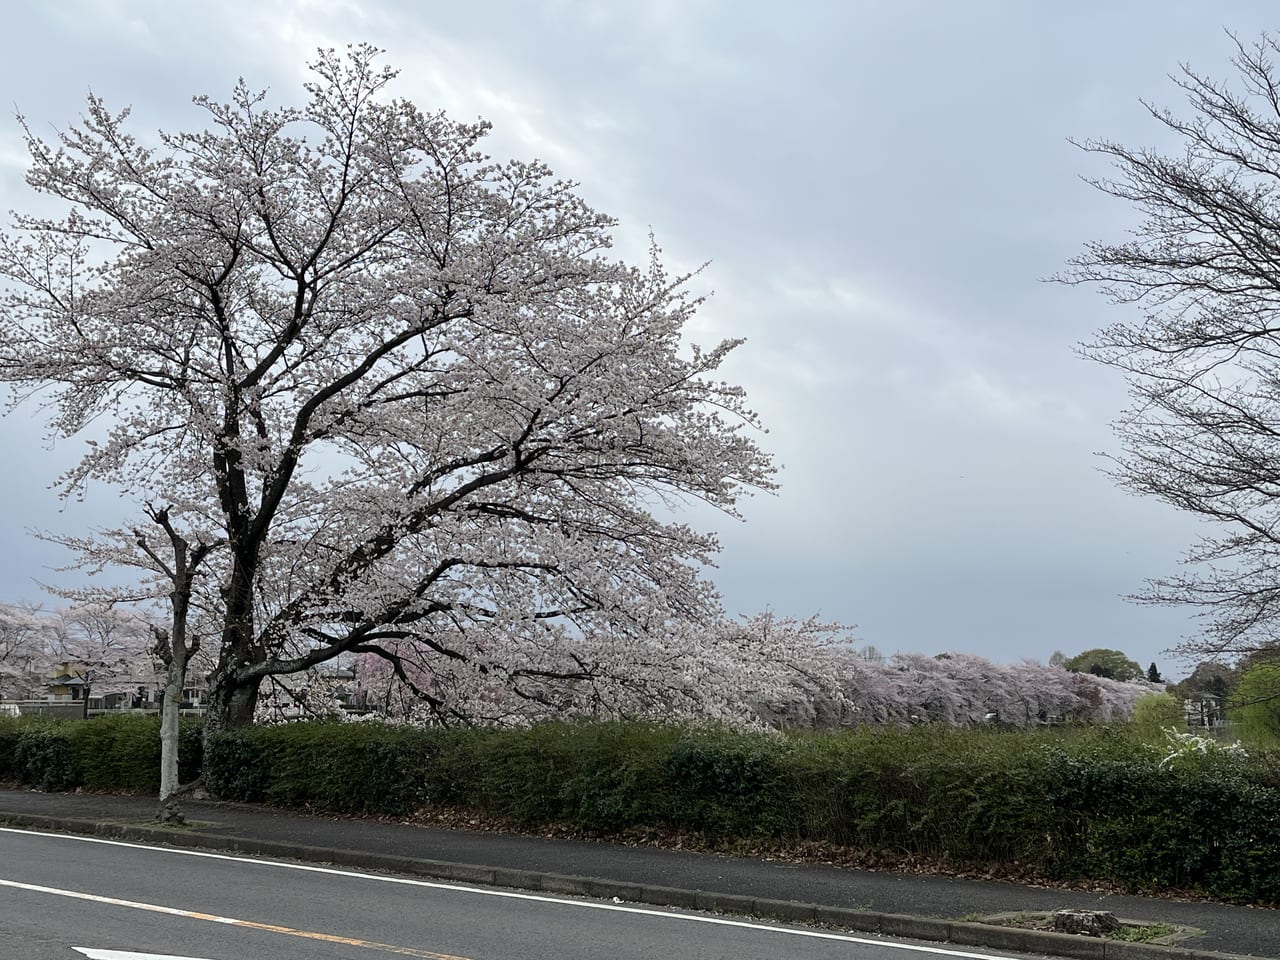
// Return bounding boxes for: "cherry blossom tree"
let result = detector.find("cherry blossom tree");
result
[0,45,778,733]
[0,603,46,700]
[133,508,218,816]
[352,624,1161,729]
[46,506,221,819]
[42,604,159,717]
[747,647,1157,730]
[353,613,847,726]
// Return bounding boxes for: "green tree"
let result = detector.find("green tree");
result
[1133,692,1183,740]
[1146,662,1162,683]
[1173,661,1237,701]
[1062,648,1142,682]
[1228,663,1280,746]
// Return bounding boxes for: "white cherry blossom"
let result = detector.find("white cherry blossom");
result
[0,45,779,731]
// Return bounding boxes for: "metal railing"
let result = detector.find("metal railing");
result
[0,700,87,719]
[0,699,207,719]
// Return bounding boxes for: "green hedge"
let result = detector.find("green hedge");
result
[202,720,1280,902]
[0,715,202,794]
[5,715,1280,903]
[205,720,439,815]
[197,721,1280,901]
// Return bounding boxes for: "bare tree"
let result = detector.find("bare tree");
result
[1065,32,1280,661]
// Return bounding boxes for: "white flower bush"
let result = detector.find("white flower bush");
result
[1155,727,1247,769]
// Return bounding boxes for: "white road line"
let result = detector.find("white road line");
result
[2,878,470,959]
[74,951,213,960]
[0,826,1015,960]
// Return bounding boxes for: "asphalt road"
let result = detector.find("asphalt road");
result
[0,827,1043,960]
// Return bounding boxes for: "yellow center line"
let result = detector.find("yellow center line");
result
[0,877,474,960]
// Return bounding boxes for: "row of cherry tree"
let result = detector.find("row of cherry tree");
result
[350,614,1159,728]
[766,647,1159,728]
[0,603,159,705]
[2,603,1156,728]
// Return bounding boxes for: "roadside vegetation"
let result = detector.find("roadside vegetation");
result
[3,714,1278,905]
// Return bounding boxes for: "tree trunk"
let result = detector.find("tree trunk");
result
[203,555,260,739]
[144,513,213,826]
[203,668,260,735]
[156,650,186,822]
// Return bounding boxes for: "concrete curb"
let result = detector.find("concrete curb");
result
[0,812,1260,960]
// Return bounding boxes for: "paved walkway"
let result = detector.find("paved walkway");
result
[0,788,1273,959]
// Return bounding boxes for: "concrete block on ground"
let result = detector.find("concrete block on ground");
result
[877,913,953,944]
[813,905,880,933]
[538,873,593,897]
[950,920,1106,959]
[637,884,699,910]
[752,898,817,924]
[488,866,545,891]
[693,889,754,914]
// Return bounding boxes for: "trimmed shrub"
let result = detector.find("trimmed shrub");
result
[1040,744,1280,899]
[69,714,204,793]
[0,718,23,781]
[178,716,204,784]
[663,728,791,835]
[776,725,1071,866]
[427,722,679,829]
[0,714,202,795]
[207,721,435,815]
[9,713,1280,903]
[13,724,79,791]
[73,715,163,792]
[204,726,269,803]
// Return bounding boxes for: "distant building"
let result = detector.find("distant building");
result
[1184,694,1227,727]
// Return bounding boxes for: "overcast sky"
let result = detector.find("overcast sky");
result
[2,1,1275,678]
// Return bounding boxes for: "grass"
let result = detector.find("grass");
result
[967,911,1192,944]
[1110,922,1181,943]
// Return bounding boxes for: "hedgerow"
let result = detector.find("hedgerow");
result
[4,715,1279,903]
[0,715,201,794]
[204,720,435,815]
